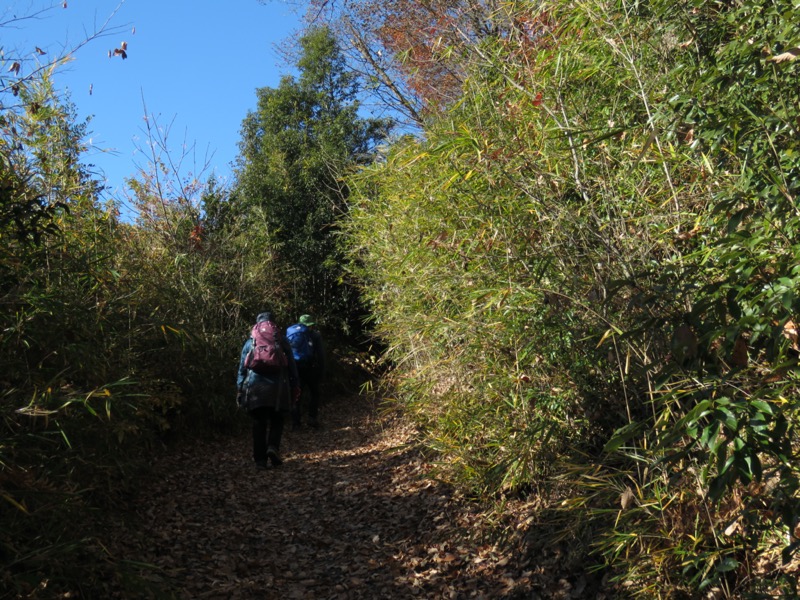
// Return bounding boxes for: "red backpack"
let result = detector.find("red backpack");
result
[244,320,287,374]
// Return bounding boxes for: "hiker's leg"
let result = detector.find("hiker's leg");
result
[250,406,269,463]
[307,371,321,426]
[267,406,284,450]
[293,366,311,427]
[291,393,302,428]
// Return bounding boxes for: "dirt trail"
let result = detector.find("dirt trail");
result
[113,392,601,599]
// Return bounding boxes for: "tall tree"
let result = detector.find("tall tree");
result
[286,0,517,127]
[234,26,389,331]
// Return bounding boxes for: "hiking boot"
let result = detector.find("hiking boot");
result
[267,447,283,467]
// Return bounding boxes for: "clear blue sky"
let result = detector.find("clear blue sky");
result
[3,0,302,202]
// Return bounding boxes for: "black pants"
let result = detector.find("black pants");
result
[249,406,284,462]
[292,364,321,426]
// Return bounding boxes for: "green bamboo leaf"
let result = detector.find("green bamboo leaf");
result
[703,424,722,452]
[716,557,739,573]
[685,399,713,424]
[603,421,643,453]
[714,406,738,431]
[743,451,762,481]
[750,400,773,414]
[781,290,793,310]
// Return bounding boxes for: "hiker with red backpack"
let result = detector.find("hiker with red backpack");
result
[237,311,300,469]
[286,314,325,429]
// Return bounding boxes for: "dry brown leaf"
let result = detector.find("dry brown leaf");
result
[730,336,749,367]
[620,486,636,510]
[724,520,740,537]
[783,319,800,352]
[96,389,617,599]
[769,47,800,63]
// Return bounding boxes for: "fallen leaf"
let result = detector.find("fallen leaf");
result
[769,47,800,63]
[783,319,800,352]
[724,520,740,537]
[94,390,615,598]
[620,486,636,510]
[730,336,748,368]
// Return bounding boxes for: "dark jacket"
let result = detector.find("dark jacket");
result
[237,317,298,412]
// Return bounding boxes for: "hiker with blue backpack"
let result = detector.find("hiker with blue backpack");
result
[237,311,300,469]
[286,314,325,429]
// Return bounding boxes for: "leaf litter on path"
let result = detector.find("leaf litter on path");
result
[107,393,611,599]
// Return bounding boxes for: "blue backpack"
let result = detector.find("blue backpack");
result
[286,324,314,363]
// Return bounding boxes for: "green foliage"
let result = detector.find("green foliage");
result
[234,26,390,333]
[345,0,800,594]
[0,76,163,597]
[3,0,800,595]
[0,79,77,247]
[347,0,685,487]
[0,18,391,600]
[0,72,270,597]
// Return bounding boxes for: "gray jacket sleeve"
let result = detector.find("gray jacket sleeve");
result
[237,338,252,389]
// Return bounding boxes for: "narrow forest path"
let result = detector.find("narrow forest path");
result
[112,391,605,599]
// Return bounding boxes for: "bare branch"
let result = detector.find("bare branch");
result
[343,17,424,127]
[0,1,129,98]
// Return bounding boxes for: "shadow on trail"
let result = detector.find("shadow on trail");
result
[108,391,609,599]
